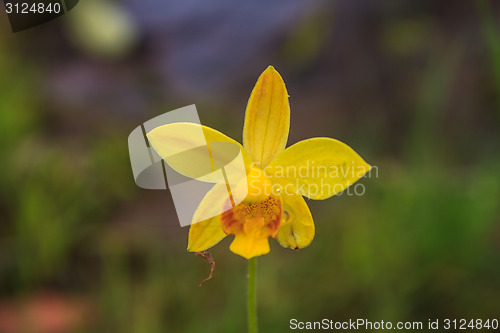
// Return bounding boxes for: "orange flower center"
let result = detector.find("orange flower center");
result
[221,169,282,259]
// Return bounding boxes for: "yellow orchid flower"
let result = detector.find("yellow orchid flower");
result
[147,66,371,260]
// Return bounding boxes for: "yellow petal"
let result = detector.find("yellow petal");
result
[147,122,251,182]
[229,233,271,259]
[266,138,371,200]
[187,183,230,252]
[243,66,290,167]
[276,193,315,249]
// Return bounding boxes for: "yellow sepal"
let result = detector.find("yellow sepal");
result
[187,183,231,252]
[243,66,290,167]
[188,215,226,252]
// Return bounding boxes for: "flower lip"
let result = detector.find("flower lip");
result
[221,195,282,259]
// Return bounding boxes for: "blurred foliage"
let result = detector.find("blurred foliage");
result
[0,1,499,332]
[478,0,500,112]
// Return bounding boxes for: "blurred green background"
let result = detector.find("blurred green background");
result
[0,0,499,332]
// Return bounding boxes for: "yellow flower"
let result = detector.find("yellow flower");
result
[147,66,371,259]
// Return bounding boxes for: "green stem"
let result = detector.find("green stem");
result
[247,257,258,333]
